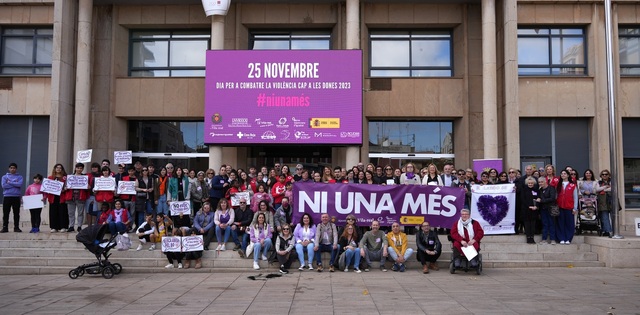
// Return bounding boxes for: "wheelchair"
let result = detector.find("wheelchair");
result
[447,234,482,275]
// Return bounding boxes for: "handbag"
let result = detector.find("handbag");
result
[549,204,560,217]
[116,233,132,251]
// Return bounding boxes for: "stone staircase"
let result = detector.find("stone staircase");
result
[0,230,605,275]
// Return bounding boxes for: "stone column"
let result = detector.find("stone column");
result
[502,0,520,168]
[208,14,227,170]
[482,0,498,159]
[345,0,362,166]
[73,0,93,158]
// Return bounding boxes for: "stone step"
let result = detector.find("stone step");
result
[486,260,606,268]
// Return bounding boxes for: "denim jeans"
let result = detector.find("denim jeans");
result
[231,228,246,247]
[315,243,340,266]
[295,243,315,265]
[156,195,168,216]
[252,238,272,262]
[600,211,612,233]
[108,222,127,235]
[388,246,414,262]
[215,225,231,244]
[344,248,361,269]
[557,208,575,242]
[540,209,556,241]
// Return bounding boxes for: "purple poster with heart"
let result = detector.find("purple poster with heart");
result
[204,50,363,145]
[292,182,465,228]
[470,183,516,234]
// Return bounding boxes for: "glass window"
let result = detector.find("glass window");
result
[129,30,209,77]
[128,121,207,153]
[249,31,331,50]
[623,119,640,207]
[369,30,453,77]
[368,121,453,154]
[619,27,640,75]
[517,27,586,76]
[0,27,53,75]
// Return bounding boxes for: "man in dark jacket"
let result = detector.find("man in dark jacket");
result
[416,221,442,274]
[232,197,253,257]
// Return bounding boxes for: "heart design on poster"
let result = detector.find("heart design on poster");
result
[476,195,510,226]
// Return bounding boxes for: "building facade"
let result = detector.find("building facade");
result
[1,0,639,231]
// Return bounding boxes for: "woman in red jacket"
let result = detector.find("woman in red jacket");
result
[556,169,578,245]
[45,164,68,232]
[93,166,115,213]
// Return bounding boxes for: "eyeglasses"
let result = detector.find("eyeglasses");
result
[509,171,516,174]
[458,173,465,176]
[602,173,609,176]
[239,202,246,204]
[347,218,355,221]
[282,228,290,231]
[385,168,392,171]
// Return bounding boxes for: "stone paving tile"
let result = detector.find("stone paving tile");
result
[0,269,639,314]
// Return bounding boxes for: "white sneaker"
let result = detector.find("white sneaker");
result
[60,229,67,233]
[344,268,349,272]
[140,238,146,244]
[149,244,156,251]
[136,244,143,251]
[355,269,362,273]
[261,254,268,261]
[178,263,183,269]
[308,263,314,270]
[165,263,174,269]
[538,241,546,245]
[298,266,305,271]
[560,241,566,244]
[565,241,571,245]
[253,262,260,270]
[215,244,222,251]
[220,244,226,251]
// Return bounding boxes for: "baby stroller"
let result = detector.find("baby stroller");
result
[447,234,482,275]
[576,197,601,236]
[69,224,123,279]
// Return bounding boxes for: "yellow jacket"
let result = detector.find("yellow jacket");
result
[387,231,408,256]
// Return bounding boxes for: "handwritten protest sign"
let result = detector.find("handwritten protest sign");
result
[66,175,89,189]
[76,149,92,163]
[182,235,204,251]
[170,201,191,216]
[230,191,251,207]
[161,236,182,252]
[94,177,116,191]
[117,181,136,195]
[22,194,44,209]
[113,151,132,165]
[40,179,63,196]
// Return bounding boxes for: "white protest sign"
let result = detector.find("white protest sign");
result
[117,181,136,195]
[161,236,182,252]
[230,191,251,207]
[76,149,92,163]
[66,175,89,189]
[22,194,44,209]
[113,151,132,165]
[170,201,191,216]
[182,235,204,252]
[94,177,116,191]
[40,179,63,196]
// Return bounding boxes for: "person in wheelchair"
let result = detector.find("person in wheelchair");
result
[450,209,484,268]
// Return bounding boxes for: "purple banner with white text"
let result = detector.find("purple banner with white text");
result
[292,183,465,227]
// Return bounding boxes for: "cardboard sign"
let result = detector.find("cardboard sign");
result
[76,149,92,163]
[94,177,116,191]
[170,201,191,216]
[182,235,204,251]
[40,179,63,196]
[230,191,251,207]
[113,151,132,165]
[161,236,182,252]
[22,194,44,209]
[66,175,89,190]
[117,181,136,195]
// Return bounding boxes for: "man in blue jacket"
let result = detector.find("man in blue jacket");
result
[2,163,24,232]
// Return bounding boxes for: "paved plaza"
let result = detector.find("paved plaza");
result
[0,267,638,315]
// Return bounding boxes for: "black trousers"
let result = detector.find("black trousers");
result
[417,249,441,265]
[30,208,42,228]
[2,196,20,229]
[166,252,185,264]
[277,251,297,269]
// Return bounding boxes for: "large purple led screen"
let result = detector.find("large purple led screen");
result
[204,50,363,145]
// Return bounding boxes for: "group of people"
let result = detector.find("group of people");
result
[1,159,613,272]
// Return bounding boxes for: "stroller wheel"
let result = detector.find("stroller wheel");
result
[102,266,115,279]
[112,263,122,275]
[69,269,80,279]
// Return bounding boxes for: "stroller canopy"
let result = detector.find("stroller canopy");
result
[76,224,108,246]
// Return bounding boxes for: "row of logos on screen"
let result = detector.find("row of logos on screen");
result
[208,130,360,140]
